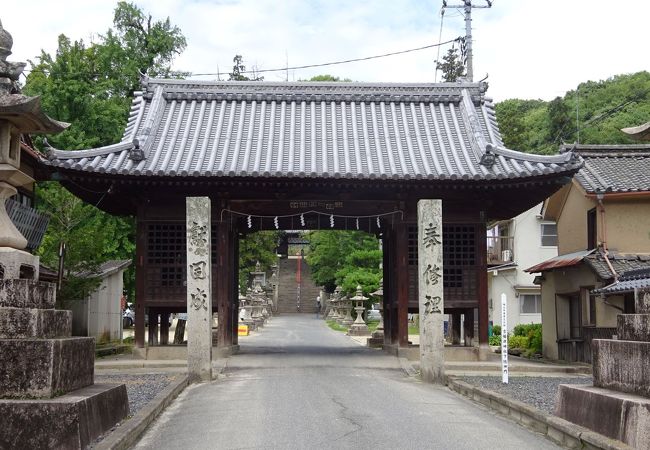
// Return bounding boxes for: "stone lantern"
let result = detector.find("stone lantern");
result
[348,284,370,336]
[340,293,354,326]
[330,285,342,321]
[368,279,385,347]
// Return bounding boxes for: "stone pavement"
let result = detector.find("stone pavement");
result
[134,315,559,449]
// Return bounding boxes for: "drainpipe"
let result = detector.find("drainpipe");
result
[596,192,617,281]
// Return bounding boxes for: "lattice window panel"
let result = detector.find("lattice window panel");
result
[144,222,219,304]
[407,223,478,306]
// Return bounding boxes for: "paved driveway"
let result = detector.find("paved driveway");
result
[135,315,558,449]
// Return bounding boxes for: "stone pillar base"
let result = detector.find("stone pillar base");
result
[0,383,129,450]
[555,384,650,449]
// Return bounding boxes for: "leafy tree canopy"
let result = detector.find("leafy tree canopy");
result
[228,55,263,81]
[435,47,466,82]
[238,231,279,293]
[24,2,187,303]
[306,231,381,296]
[496,71,650,154]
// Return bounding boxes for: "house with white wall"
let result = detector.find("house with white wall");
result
[487,203,558,331]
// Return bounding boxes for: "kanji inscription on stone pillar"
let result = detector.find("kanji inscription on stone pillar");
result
[186,197,212,382]
[417,199,445,383]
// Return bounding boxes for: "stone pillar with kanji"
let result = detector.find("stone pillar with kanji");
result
[186,197,213,382]
[417,199,445,383]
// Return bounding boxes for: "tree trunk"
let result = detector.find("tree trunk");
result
[173,319,186,344]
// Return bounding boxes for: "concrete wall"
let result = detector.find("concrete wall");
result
[488,204,556,330]
[602,200,650,252]
[556,184,596,254]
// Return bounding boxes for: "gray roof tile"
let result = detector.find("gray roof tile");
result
[584,250,650,281]
[561,144,650,193]
[44,79,582,180]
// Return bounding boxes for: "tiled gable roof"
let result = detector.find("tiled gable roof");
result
[561,144,650,193]
[43,78,582,181]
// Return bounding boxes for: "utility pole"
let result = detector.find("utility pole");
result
[441,1,492,81]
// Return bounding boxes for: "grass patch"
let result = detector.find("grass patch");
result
[326,320,349,332]
[408,325,419,335]
[367,320,379,332]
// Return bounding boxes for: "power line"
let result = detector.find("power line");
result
[22,38,462,79]
[189,38,462,78]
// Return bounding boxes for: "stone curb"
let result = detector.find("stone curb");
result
[94,375,190,450]
[446,378,634,450]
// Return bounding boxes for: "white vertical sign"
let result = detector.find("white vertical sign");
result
[501,293,508,384]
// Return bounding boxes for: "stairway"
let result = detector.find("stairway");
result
[276,257,322,314]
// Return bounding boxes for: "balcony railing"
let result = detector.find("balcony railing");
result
[5,198,50,252]
[487,235,514,265]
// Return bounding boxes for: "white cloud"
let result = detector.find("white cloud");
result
[3,0,649,101]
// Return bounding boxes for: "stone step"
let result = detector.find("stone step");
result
[0,307,71,339]
[593,339,650,397]
[276,257,322,314]
[616,314,650,342]
[0,279,56,309]
[0,383,129,450]
[555,384,650,448]
[0,337,95,398]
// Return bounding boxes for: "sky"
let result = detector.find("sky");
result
[3,0,649,102]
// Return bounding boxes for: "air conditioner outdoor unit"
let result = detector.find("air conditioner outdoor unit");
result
[501,249,512,261]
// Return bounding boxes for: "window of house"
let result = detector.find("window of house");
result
[588,295,597,326]
[587,208,597,250]
[540,223,558,246]
[520,294,541,314]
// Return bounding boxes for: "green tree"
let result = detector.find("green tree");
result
[24,2,187,303]
[306,74,352,82]
[229,55,263,81]
[238,231,279,292]
[306,231,380,295]
[435,47,466,82]
[495,71,650,155]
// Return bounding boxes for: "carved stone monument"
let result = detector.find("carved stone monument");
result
[0,21,128,448]
[417,199,445,383]
[555,286,650,448]
[186,197,213,382]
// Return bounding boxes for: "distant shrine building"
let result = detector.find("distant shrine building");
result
[43,79,582,354]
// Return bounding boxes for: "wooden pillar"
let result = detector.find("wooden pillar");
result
[160,312,170,345]
[476,222,489,347]
[135,212,146,348]
[451,312,461,345]
[231,230,239,346]
[148,309,159,346]
[395,222,409,347]
[463,308,474,346]
[381,232,393,346]
[216,222,233,348]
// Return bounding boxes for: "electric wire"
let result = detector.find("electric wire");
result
[22,38,462,79]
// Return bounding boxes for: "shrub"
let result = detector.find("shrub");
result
[508,335,529,349]
[492,324,501,336]
[512,323,542,354]
[489,334,501,346]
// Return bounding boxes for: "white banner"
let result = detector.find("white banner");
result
[501,293,509,384]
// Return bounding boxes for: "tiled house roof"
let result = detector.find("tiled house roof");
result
[593,267,650,294]
[43,78,582,181]
[561,144,650,194]
[584,251,650,281]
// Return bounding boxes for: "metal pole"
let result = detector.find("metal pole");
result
[464,1,473,81]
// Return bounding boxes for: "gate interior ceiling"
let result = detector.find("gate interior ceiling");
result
[41,78,583,347]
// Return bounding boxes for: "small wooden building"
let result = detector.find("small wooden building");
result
[42,78,582,354]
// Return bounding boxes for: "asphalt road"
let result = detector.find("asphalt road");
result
[135,315,558,450]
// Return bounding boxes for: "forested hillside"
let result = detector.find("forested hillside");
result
[495,71,650,155]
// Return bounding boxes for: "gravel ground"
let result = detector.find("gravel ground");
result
[459,376,593,414]
[95,373,177,416]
